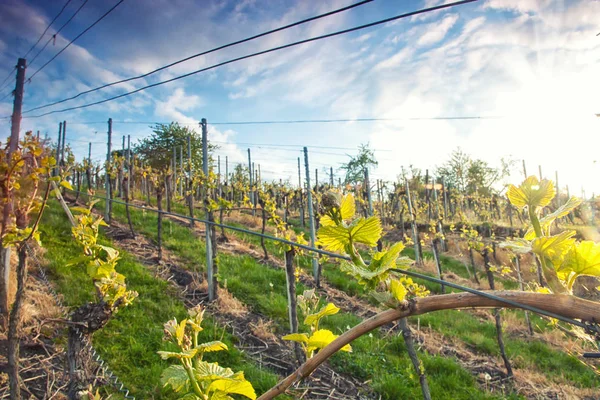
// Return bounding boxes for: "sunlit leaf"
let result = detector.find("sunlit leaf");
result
[160,365,189,393]
[194,361,235,381]
[317,225,350,252]
[499,239,532,254]
[340,193,356,221]
[60,180,73,190]
[390,279,407,302]
[350,216,382,247]
[208,378,256,399]
[304,303,340,326]
[531,231,576,265]
[524,196,582,240]
[558,241,600,290]
[282,333,309,344]
[306,329,351,353]
[507,176,555,209]
[197,341,228,353]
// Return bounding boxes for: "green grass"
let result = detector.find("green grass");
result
[40,201,287,398]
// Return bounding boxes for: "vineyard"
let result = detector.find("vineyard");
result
[0,120,599,400]
[1,0,600,399]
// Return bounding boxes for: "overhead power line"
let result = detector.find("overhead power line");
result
[0,88,14,103]
[23,0,74,59]
[27,0,125,83]
[0,67,16,92]
[23,0,373,114]
[29,0,91,68]
[20,0,477,119]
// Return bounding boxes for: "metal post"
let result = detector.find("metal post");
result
[217,155,221,198]
[127,135,131,197]
[298,157,304,226]
[330,166,334,187]
[304,147,319,286]
[202,119,215,301]
[61,120,67,166]
[538,165,543,181]
[55,122,62,175]
[406,178,421,265]
[248,149,255,216]
[522,160,527,179]
[88,142,92,163]
[105,118,112,222]
[442,177,449,219]
[365,168,373,216]
[179,145,184,196]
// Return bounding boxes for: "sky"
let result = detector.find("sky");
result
[0,0,599,196]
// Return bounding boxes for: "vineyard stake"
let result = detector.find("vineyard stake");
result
[303,147,320,286]
[105,118,112,222]
[202,119,216,301]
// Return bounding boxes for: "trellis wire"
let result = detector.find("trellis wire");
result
[24,243,135,399]
[65,188,600,345]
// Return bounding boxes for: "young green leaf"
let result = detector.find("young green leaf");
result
[507,176,555,209]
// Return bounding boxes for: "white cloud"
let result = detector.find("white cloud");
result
[154,88,203,124]
[416,14,459,47]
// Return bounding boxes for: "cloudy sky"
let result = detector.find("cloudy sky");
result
[0,0,599,195]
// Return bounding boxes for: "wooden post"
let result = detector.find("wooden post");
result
[399,318,432,400]
[483,249,513,378]
[514,256,534,335]
[202,119,216,301]
[304,147,320,286]
[432,238,445,293]
[298,157,305,227]
[248,149,255,216]
[284,248,304,364]
[405,179,422,265]
[2,57,25,351]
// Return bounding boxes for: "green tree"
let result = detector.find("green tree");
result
[341,143,378,185]
[134,123,215,171]
[436,148,506,196]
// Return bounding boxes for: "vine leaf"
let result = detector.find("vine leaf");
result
[304,303,340,326]
[340,193,356,221]
[197,341,228,353]
[349,216,382,247]
[390,279,408,302]
[306,329,351,354]
[194,361,236,381]
[208,377,257,400]
[160,365,189,393]
[531,230,576,266]
[282,333,309,344]
[507,176,555,209]
[558,241,600,290]
[318,224,351,252]
[341,242,406,290]
[524,196,582,240]
[499,238,532,254]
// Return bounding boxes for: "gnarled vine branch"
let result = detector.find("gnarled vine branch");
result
[258,291,600,400]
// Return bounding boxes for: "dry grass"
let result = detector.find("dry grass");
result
[249,318,278,342]
[216,287,249,317]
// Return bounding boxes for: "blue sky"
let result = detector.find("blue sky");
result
[0,0,599,193]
